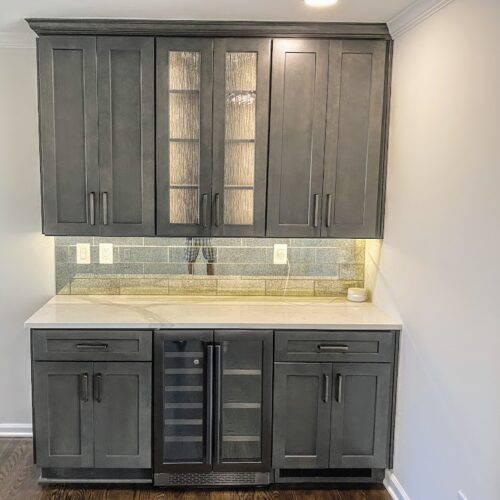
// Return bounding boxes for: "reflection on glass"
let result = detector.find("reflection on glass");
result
[168,51,201,224]
[224,52,257,226]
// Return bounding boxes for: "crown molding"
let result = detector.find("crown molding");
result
[387,0,455,39]
[0,32,36,49]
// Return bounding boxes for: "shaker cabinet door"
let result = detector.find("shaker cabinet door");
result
[97,37,155,236]
[38,36,99,236]
[156,38,214,236]
[33,361,94,468]
[93,362,152,468]
[322,40,388,238]
[272,362,332,469]
[212,39,271,237]
[330,363,392,468]
[266,39,329,237]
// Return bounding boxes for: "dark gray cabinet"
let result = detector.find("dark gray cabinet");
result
[156,38,271,237]
[211,39,271,237]
[97,37,155,236]
[267,39,389,238]
[33,362,94,468]
[322,40,388,238]
[33,361,151,469]
[267,39,329,237]
[37,35,155,236]
[93,362,152,468]
[330,363,391,468]
[272,362,392,470]
[38,36,99,236]
[272,363,332,468]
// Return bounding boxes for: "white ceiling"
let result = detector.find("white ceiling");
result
[0,0,419,34]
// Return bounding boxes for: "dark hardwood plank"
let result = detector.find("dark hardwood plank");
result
[0,439,390,500]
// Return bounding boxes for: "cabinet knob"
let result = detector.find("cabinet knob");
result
[102,192,109,225]
[313,194,320,228]
[88,192,96,226]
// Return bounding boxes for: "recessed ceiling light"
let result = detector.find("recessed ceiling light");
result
[305,0,339,7]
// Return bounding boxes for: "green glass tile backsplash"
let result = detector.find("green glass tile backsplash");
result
[54,237,365,296]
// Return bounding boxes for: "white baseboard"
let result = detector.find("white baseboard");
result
[384,470,411,500]
[0,423,33,437]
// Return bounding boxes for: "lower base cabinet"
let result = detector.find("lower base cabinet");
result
[33,361,151,470]
[272,362,393,470]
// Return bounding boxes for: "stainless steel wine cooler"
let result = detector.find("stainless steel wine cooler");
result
[154,330,273,486]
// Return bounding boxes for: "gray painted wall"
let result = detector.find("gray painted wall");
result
[0,48,55,431]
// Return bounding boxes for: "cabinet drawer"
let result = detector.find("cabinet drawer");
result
[32,330,152,361]
[275,330,395,363]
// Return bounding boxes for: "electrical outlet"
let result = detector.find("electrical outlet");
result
[273,243,288,265]
[99,243,113,264]
[76,243,91,264]
[458,491,468,500]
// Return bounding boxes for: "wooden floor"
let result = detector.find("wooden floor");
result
[0,439,390,500]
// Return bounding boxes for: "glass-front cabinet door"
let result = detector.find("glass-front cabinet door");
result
[154,330,214,473]
[213,330,273,472]
[212,39,271,236]
[156,38,213,236]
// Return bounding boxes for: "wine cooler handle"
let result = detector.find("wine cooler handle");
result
[205,344,214,466]
[214,344,222,465]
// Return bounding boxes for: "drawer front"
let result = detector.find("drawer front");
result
[275,330,395,363]
[32,330,152,361]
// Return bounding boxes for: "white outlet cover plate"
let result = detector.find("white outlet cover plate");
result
[273,243,288,265]
[99,243,113,264]
[76,243,91,264]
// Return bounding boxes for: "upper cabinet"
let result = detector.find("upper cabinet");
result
[267,39,329,238]
[37,35,155,236]
[38,36,99,236]
[267,39,389,238]
[33,22,391,238]
[322,40,388,238]
[156,37,270,237]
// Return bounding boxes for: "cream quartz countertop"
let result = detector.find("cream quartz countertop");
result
[25,295,401,330]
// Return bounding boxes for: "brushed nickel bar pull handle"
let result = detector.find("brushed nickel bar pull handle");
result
[336,374,343,403]
[89,192,96,226]
[94,374,102,403]
[76,343,109,351]
[326,194,333,228]
[323,374,329,403]
[214,193,220,227]
[313,194,320,228]
[102,192,108,225]
[214,344,222,465]
[205,344,214,466]
[318,344,349,352]
[202,194,208,228]
[80,373,89,402]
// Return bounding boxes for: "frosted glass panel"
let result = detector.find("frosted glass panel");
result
[223,52,257,226]
[224,189,254,225]
[170,142,199,186]
[225,92,256,141]
[226,53,257,91]
[170,188,199,224]
[169,52,200,90]
[169,94,200,140]
[224,143,255,186]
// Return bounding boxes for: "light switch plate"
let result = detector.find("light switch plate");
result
[76,243,91,265]
[99,243,113,264]
[273,244,288,265]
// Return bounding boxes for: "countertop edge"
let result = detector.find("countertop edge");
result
[25,321,402,330]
